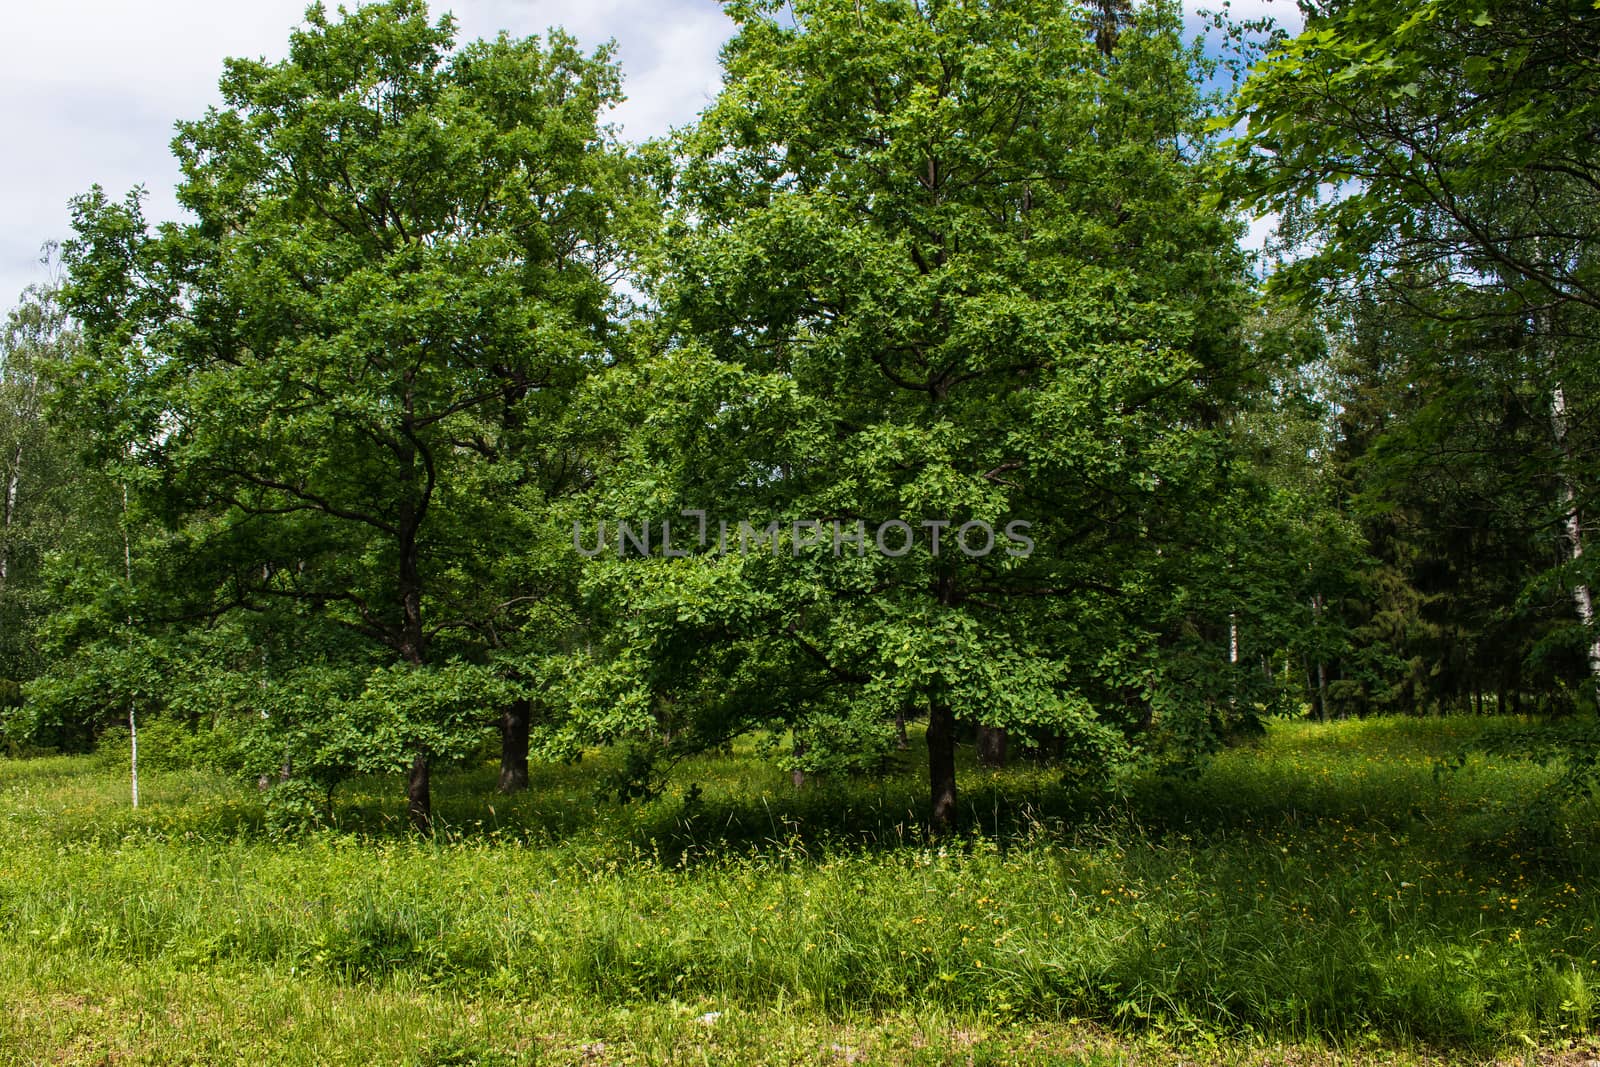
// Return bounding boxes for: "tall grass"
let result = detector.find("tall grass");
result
[1,716,1597,1063]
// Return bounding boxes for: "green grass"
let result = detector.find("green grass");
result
[1,716,1598,1064]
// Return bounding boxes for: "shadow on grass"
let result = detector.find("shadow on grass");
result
[8,716,1596,885]
[292,715,1600,892]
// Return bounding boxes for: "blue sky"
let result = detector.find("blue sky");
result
[0,0,1303,308]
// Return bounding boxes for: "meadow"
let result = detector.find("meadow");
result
[2,717,1598,1065]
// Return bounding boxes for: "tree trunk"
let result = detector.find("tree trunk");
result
[129,705,139,810]
[497,698,531,793]
[396,488,433,827]
[1227,614,1240,718]
[927,697,957,834]
[925,568,962,833]
[1550,382,1600,699]
[975,724,1007,768]
[1310,595,1329,721]
[0,442,21,597]
[121,480,139,808]
[895,706,909,750]
[407,752,432,832]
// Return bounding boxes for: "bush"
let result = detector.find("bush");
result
[264,777,331,838]
[93,716,249,775]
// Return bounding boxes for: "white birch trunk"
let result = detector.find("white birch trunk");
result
[1311,594,1329,719]
[0,442,21,592]
[129,708,139,810]
[122,481,138,809]
[1551,383,1600,693]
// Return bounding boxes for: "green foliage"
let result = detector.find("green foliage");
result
[350,662,521,775]
[568,0,1272,824]
[1230,0,1600,727]
[1231,0,1600,317]
[0,282,122,692]
[8,15,1600,1065]
[264,777,333,839]
[50,0,645,813]
[94,718,248,776]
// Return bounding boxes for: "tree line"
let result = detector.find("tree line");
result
[0,0,1595,832]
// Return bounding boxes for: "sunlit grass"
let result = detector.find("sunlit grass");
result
[1,715,1597,1063]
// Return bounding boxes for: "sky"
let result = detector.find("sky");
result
[0,0,1303,309]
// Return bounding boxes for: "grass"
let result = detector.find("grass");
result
[1,716,1598,1064]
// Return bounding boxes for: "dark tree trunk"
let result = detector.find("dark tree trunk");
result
[927,697,957,835]
[975,724,1008,768]
[925,571,961,833]
[791,738,807,789]
[497,698,531,793]
[407,751,432,833]
[895,706,909,750]
[396,493,428,666]
[395,495,432,830]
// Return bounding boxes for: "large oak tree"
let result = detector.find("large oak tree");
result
[585,0,1261,832]
[59,0,639,827]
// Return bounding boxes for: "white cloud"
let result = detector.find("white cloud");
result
[445,0,732,138]
[0,0,1297,308]
[1184,0,1304,33]
[0,0,732,306]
